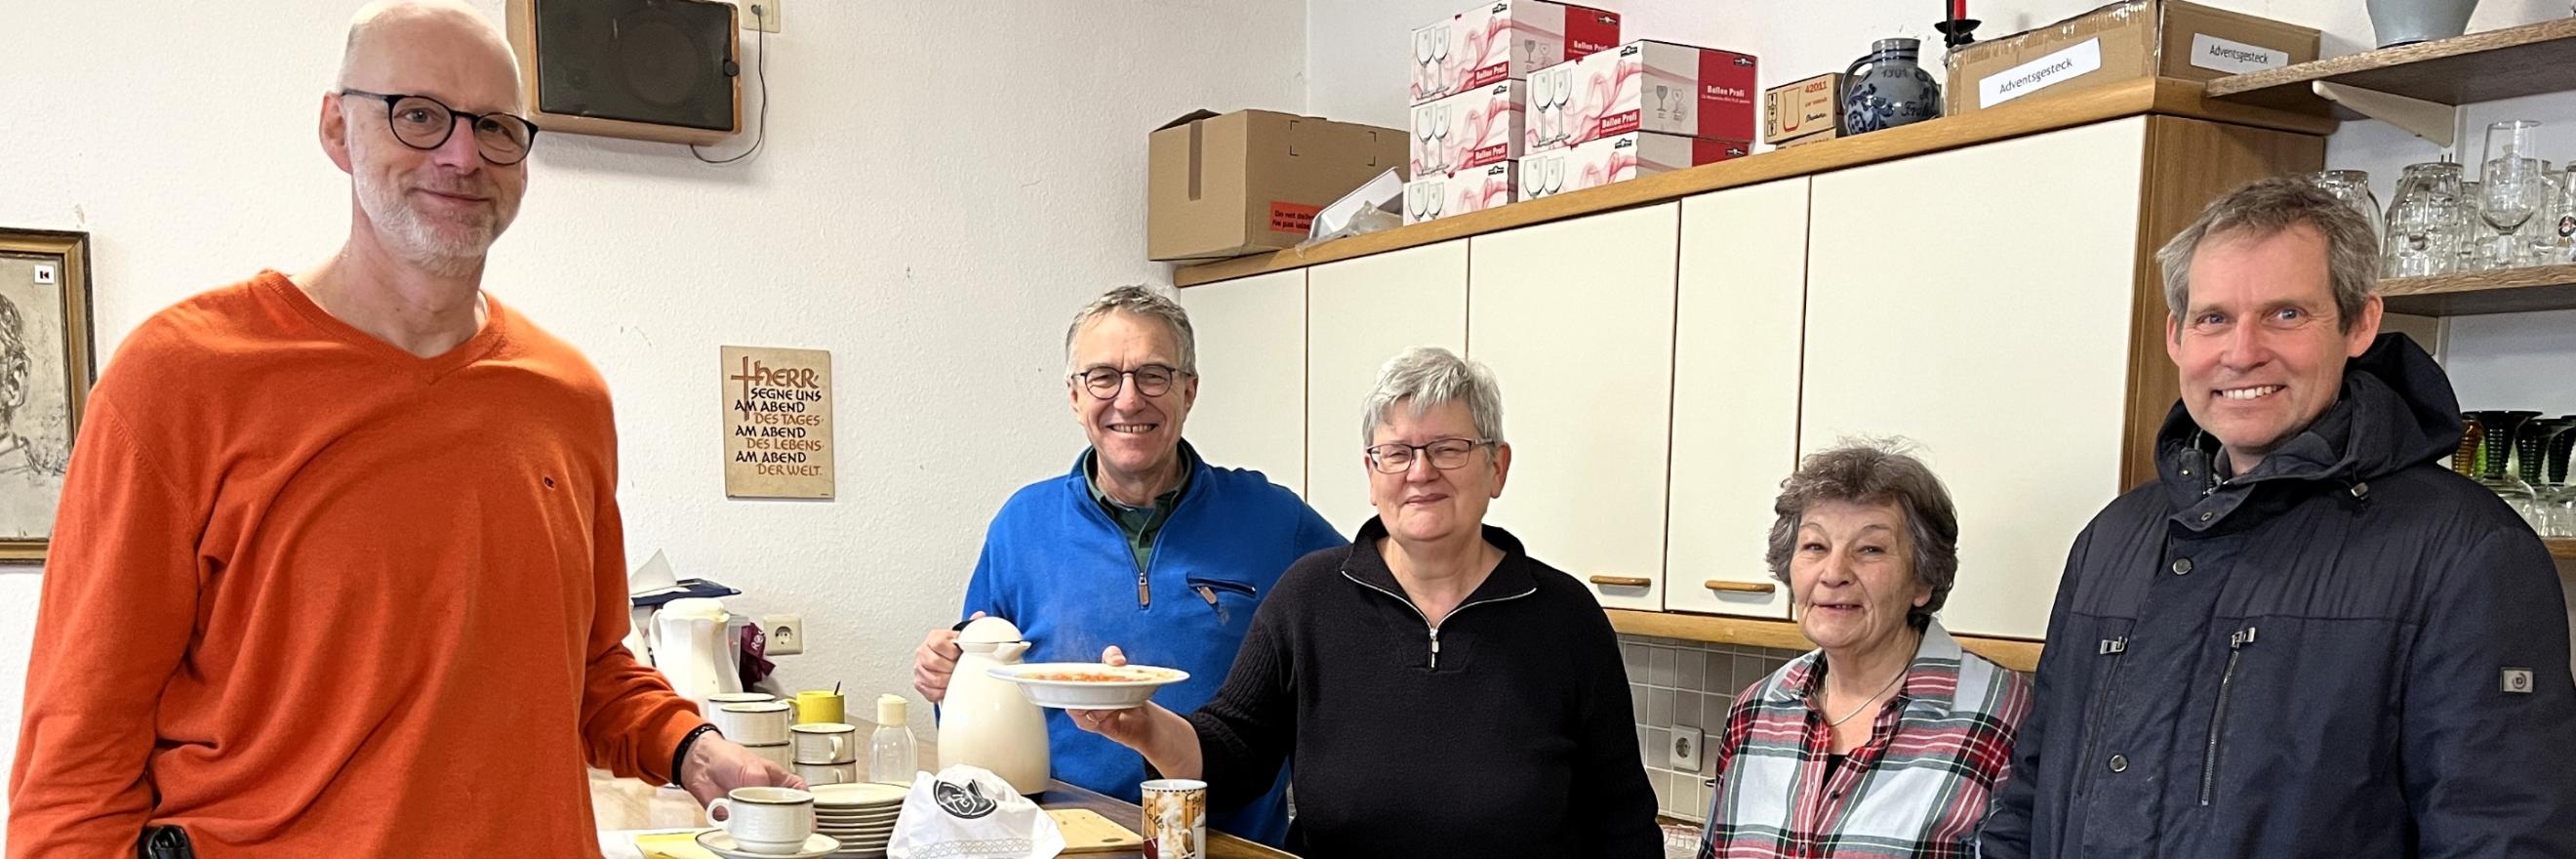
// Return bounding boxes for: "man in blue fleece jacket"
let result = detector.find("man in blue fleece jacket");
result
[912,285,1341,846]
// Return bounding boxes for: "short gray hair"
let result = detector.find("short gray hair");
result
[1359,347,1506,446]
[2155,176,2380,336]
[1064,285,1197,374]
[1764,439,1959,629]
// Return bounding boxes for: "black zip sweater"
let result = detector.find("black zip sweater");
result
[1184,518,1663,859]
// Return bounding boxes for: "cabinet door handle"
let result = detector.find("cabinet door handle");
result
[1704,580,1778,594]
[1588,575,1653,589]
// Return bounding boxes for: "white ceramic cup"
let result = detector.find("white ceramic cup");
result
[708,786,815,854]
[747,741,793,770]
[706,691,777,710]
[794,759,860,786]
[714,701,793,746]
[791,722,859,764]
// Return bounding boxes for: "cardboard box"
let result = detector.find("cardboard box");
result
[1410,81,1528,178]
[1763,72,1843,145]
[1403,161,1521,225]
[1147,109,1409,261]
[1403,175,1447,225]
[1534,40,1759,153]
[1410,17,1466,105]
[1776,130,1838,148]
[1945,0,2319,115]
[1457,0,1622,90]
[1520,131,1747,199]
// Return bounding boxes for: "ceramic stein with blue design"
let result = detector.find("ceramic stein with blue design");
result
[1841,38,1943,135]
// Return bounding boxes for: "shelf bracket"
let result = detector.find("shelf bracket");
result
[2312,81,2459,147]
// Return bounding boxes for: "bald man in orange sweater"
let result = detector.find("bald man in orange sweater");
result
[5,3,797,855]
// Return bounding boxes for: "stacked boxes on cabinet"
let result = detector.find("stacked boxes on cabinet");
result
[1406,1,1621,224]
[1519,39,1755,202]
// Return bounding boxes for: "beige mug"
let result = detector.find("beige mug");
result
[714,701,793,746]
[707,786,814,853]
[746,741,794,770]
[706,691,776,710]
[794,759,860,786]
[791,722,858,764]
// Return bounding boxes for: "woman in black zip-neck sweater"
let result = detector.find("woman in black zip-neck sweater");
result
[1073,347,1662,859]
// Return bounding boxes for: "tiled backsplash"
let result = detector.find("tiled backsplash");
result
[1618,634,1805,822]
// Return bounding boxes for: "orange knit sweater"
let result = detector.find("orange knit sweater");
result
[8,271,702,857]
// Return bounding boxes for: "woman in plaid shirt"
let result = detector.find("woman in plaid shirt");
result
[1699,442,2033,859]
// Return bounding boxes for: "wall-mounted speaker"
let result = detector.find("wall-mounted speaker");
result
[504,0,742,145]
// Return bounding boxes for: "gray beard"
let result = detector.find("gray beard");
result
[353,171,510,276]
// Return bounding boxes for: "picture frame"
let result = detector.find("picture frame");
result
[0,228,98,563]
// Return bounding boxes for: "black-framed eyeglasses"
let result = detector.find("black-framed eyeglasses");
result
[1071,364,1190,399]
[340,89,541,165]
[1366,437,1493,473]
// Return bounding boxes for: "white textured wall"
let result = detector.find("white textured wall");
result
[0,0,1305,837]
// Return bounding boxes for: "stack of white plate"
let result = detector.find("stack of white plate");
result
[810,782,906,858]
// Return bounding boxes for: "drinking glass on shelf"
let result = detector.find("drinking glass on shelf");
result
[2510,162,2559,268]
[2545,166,2576,266]
[2312,170,2383,247]
[2384,161,2463,278]
[2457,180,2490,272]
[2479,120,2549,269]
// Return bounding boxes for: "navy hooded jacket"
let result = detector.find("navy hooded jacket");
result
[1978,334,2576,857]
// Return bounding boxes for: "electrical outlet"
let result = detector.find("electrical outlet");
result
[739,0,783,33]
[762,613,804,655]
[1670,725,1704,772]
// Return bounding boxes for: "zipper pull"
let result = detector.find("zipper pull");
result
[1429,628,1442,671]
[2230,627,2257,649]
[1196,586,1228,626]
[2098,636,2128,655]
[1136,578,1150,608]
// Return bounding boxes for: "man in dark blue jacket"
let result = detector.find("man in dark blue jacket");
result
[1978,178,2576,857]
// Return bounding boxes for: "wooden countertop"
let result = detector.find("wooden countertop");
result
[1173,76,2335,289]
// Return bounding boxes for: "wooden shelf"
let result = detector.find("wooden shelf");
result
[2381,264,2576,316]
[2551,538,2576,561]
[1175,77,2334,288]
[1605,609,2043,673]
[2207,17,2576,113]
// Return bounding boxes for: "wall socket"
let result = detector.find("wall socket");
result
[762,613,804,655]
[1670,725,1705,772]
[739,0,783,33]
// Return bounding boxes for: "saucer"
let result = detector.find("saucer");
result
[695,830,842,859]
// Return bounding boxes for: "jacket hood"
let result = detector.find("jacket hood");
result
[2156,332,2462,502]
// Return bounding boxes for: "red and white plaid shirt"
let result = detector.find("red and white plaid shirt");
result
[1699,622,2033,859]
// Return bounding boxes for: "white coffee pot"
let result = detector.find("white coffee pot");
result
[937,617,1051,795]
[651,597,743,703]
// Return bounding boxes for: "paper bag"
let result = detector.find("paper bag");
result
[887,765,1067,859]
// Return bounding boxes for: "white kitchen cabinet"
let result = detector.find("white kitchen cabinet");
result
[1468,203,1680,609]
[1665,180,1811,619]
[1305,241,1470,537]
[1174,270,1308,496]
[1799,117,2149,639]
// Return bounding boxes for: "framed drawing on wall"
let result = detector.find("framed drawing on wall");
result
[0,228,97,563]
